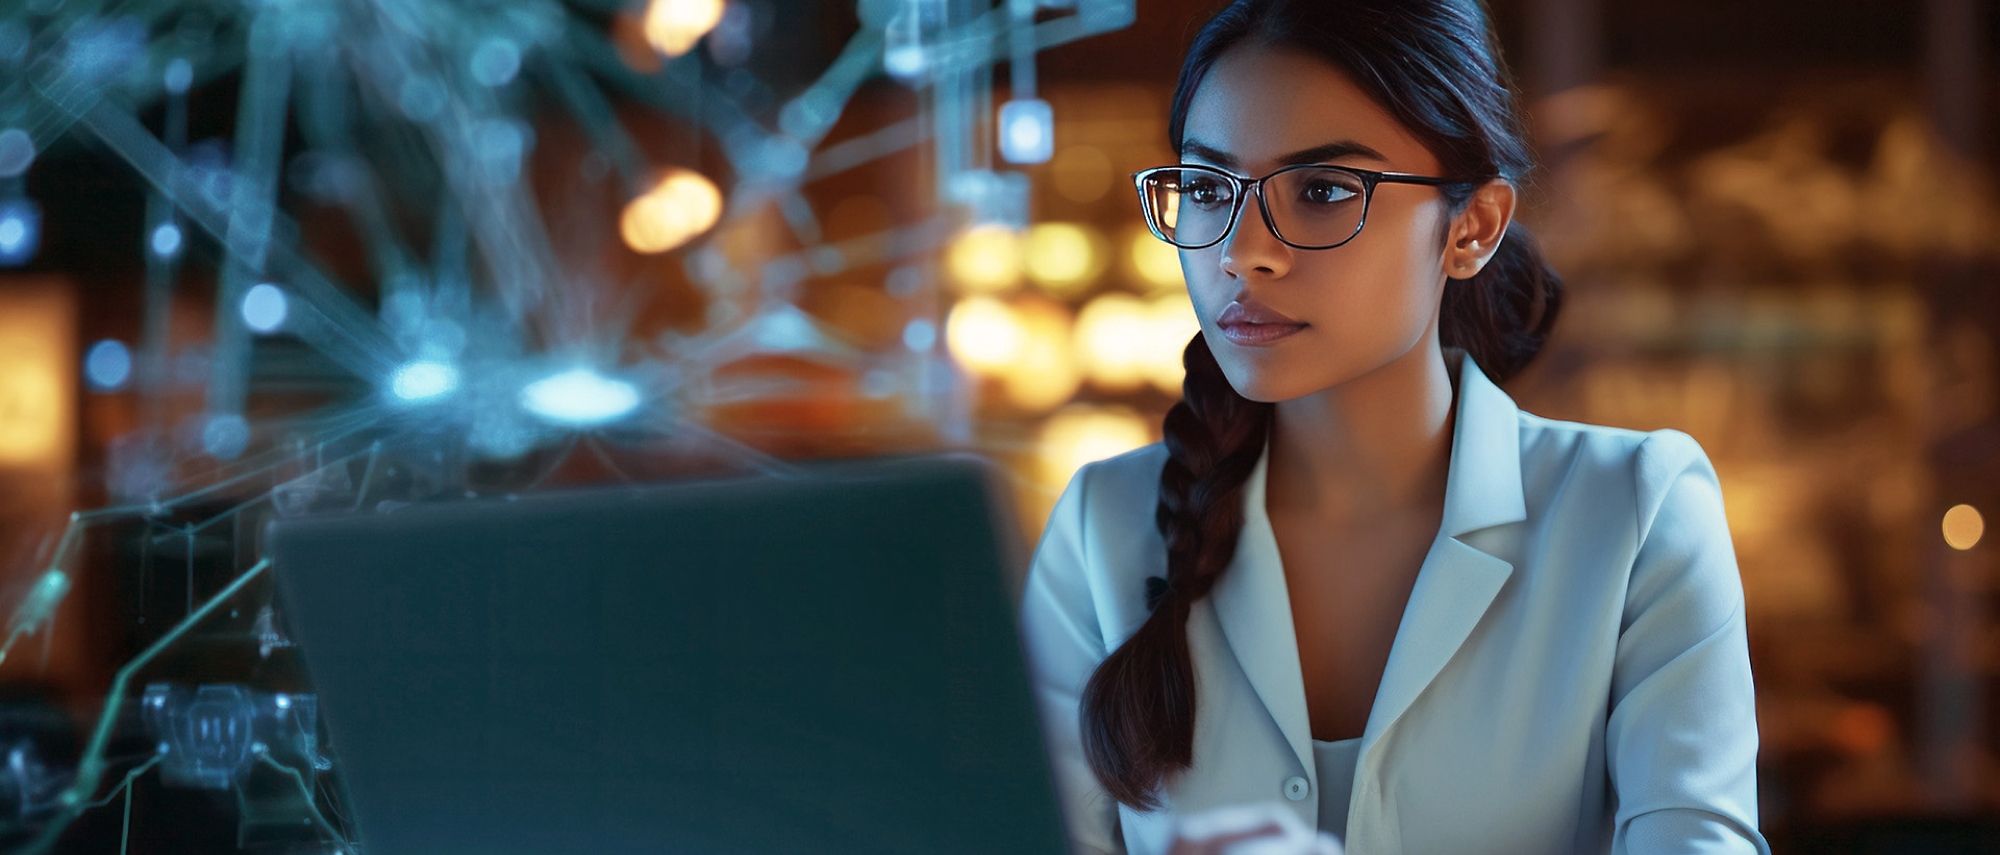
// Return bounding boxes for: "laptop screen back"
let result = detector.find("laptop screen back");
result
[267,455,1067,855]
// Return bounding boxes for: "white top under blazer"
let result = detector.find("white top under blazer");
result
[1018,350,1769,855]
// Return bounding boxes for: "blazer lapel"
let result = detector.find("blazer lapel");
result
[1358,353,1528,763]
[1204,353,1530,819]
[1209,444,1316,780]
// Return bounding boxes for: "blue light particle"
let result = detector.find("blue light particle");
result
[0,129,33,178]
[998,98,1054,164]
[201,415,249,460]
[163,58,193,95]
[903,318,936,352]
[240,283,289,333]
[469,38,521,87]
[150,223,182,257]
[390,360,459,403]
[85,339,133,391]
[0,198,40,266]
[520,368,642,427]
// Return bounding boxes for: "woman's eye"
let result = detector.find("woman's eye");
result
[1301,180,1359,205]
[1183,178,1230,207]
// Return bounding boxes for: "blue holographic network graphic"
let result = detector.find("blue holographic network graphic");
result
[0,0,1133,850]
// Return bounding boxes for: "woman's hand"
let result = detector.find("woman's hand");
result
[1165,802,1344,855]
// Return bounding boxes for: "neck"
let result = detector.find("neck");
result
[1265,340,1459,522]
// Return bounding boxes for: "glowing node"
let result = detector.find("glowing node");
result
[85,339,133,391]
[390,360,460,403]
[240,283,289,333]
[902,318,937,352]
[163,58,193,94]
[0,198,40,265]
[945,225,1022,294]
[998,98,1054,165]
[1944,504,1984,551]
[521,368,642,427]
[201,414,249,460]
[150,223,182,257]
[1023,223,1102,296]
[0,128,33,178]
[469,38,522,87]
[883,44,924,80]
[643,0,726,57]
[620,168,723,254]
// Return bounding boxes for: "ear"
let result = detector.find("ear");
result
[1443,179,1517,281]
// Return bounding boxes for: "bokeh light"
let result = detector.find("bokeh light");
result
[1128,226,1183,291]
[521,368,643,427]
[1036,404,1153,488]
[149,223,182,257]
[390,360,459,404]
[643,0,725,57]
[945,224,1022,294]
[944,295,1023,374]
[1944,504,1985,550]
[1074,293,1150,390]
[620,168,723,254]
[84,339,132,391]
[999,298,1080,412]
[1023,222,1104,297]
[240,283,289,333]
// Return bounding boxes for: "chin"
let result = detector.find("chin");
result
[1210,350,1320,404]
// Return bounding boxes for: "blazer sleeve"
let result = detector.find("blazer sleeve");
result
[1018,462,1127,855]
[1607,430,1771,855]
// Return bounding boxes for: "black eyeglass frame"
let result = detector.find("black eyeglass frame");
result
[1131,162,1479,251]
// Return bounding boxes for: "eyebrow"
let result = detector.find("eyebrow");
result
[1181,139,1391,169]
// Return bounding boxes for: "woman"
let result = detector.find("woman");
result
[1016,1,1768,853]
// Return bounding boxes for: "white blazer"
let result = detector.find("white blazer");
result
[1018,352,1768,855]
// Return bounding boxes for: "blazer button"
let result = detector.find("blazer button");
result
[1283,776,1309,801]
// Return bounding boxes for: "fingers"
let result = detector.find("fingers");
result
[1168,802,1345,855]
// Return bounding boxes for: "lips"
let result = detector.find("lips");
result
[1217,299,1307,346]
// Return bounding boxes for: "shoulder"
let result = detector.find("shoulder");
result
[1032,443,1169,624]
[1514,411,1720,528]
[1069,442,1168,516]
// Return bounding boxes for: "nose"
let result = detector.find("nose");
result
[1218,187,1293,280]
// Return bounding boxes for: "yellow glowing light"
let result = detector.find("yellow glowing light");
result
[1024,223,1103,297]
[998,298,1080,412]
[945,296,1025,374]
[1944,504,1985,551]
[1146,292,1201,393]
[0,285,73,466]
[620,169,723,254]
[643,0,726,57]
[946,225,1023,294]
[1074,293,1152,390]
[1037,404,1154,488]
[1129,227,1183,291]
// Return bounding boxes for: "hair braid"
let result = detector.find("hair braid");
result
[1079,335,1272,808]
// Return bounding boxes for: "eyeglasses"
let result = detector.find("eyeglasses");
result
[1132,163,1475,251]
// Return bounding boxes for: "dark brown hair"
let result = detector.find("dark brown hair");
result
[1079,0,1564,809]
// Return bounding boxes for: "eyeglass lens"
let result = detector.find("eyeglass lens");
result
[1140,167,1368,249]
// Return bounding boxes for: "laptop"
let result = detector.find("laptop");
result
[266,454,1069,855]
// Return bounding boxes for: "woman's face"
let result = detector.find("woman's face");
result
[1178,46,1458,403]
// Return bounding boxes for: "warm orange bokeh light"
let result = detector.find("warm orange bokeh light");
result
[643,0,725,57]
[620,168,723,254]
